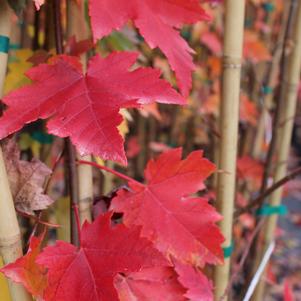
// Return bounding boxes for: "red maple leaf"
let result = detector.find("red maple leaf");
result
[36,213,167,301]
[284,279,295,301]
[111,148,224,266]
[0,235,47,299]
[88,0,210,96]
[237,156,264,189]
[114,267,187,301]
[174,261,213,301]
[240,95,259,126]
[0,52,185,164]
[65,36,94,57]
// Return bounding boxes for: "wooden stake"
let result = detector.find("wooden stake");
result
[252,1,301,299]
[77,155,93,224]
[0,1,32,300]
[252,3,290,159]
[66,1,93,224]
[213,1,246,300]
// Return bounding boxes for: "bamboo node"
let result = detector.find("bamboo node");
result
[79,197,92,204]
[283,80,298,93]
[223,56,242,69]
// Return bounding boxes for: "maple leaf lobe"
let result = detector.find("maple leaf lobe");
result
[0,52,185,164]
[111,148,224,267]
[0,235,47,299]
[36,212,167,301]
[89,0,210,96]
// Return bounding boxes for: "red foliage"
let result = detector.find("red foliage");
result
[89,0,210,96]
[0,52,185,164]
[237,156,264,189]
[111,148,224,267]
[0,235,47,299]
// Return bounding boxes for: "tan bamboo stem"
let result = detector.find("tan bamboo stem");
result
[103,161,115,194]
[252,3,290,159]
[252,1,301,299]
[213,1,246,300]
[77,155,93,224]
[0,1,32,300]
[67,1,93,224]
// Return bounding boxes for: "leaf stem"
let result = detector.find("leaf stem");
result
[72,204,82,244]
[53,0,63,54]
[44,147,65,194]
[77,160,145,188]
[16,208,60,228]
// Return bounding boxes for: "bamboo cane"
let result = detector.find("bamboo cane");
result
[251,1,301,299]
[66,1,93,224]
[0,257,11,301]
[213,1,246,300]
[0,1,32,300]
[252,3,290,159]
[77,155,93,224]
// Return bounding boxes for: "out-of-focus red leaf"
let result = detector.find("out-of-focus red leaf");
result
[139,103,162,121]
[65,36,94,57]
[244,30,271,63]
[149,141,172,153]
[201,32,222,55]
[240,95,259,126]
[126,136,141,159]
[33,0,44,10]
[237,156,264,189]
[284,279,295,301]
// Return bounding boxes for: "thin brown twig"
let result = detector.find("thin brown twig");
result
[259,0,297,195]
[236,166,301,216]
[53,0,80,246]
[44,148,65,194]
[16,208,60,228]
[30,148,65,237]
[77,160,145,188]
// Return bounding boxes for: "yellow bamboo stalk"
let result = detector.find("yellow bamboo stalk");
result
[103,161,115,195]
[0,257,11,301]
[67,1,93,224]
[213,1,246,300]
[251,1,301,299]
[252,3,290,159]
[0,2,32,300]
[77,155,93,224]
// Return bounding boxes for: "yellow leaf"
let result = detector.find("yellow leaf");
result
[0,257,12,301]
[118,109,131,138]
[4,49,33,95]
[55,197,70,242]
[27,25,45,46]
[18,133,42,158]
[94,156,105,166]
